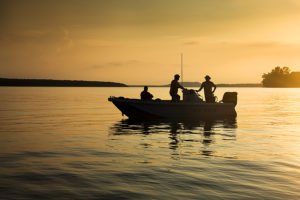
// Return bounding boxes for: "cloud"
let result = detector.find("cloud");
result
[0,30,46,43]
[90,60,140,69]
[183,41,199,46]
[56,28,74,52]
[0,29,66,43]
[0,28,75,53]
[238,42,292,49]
[222,41,300,50]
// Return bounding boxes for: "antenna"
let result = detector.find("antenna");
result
[181,53,183,84]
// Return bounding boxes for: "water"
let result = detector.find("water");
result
[0,87,300,199]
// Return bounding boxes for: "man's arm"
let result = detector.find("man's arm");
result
[197,84,204,92]
[177,82,185,90]
[150,92,153,98]
[212,83,216,93]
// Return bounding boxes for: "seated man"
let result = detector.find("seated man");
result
[140,86,153,100]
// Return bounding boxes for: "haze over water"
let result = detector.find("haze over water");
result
[0,87,300,199]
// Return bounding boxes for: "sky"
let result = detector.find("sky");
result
[1,0,300,84]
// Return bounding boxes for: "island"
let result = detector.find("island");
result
[0,78,127,87]
[262,67,300,87]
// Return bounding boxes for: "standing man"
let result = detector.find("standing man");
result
[197,75,216,103]
[170,74,185,102]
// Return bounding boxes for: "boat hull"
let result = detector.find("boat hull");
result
[108,97,237,120]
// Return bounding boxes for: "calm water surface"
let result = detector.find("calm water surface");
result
[0,87,300,199]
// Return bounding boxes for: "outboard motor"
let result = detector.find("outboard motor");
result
[222,92,238,105]
[183,89,203,103]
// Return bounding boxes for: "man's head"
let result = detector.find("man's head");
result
[144,86,148,91]
[205,75,211,81]
[174,74,180,80]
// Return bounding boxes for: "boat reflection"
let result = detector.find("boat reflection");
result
[110,119,237,158]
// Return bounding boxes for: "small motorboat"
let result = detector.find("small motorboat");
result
[108,90,237,120]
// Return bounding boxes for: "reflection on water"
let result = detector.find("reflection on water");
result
[1,87,300,199]
[110,119,237,158]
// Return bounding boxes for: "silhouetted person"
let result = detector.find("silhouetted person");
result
[169,74,185,102]
[140,86,153,100]
[197,75,216,103]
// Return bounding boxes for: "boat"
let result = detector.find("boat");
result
[108,90,237,120]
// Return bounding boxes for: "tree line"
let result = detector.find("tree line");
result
[262,66,300,87]
[0,78,127,87]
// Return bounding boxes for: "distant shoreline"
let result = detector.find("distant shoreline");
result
[0,78,263,87]
[0,78,127,87]
[129,82,262,88]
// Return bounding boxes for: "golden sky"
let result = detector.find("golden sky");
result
[1,0,300,84]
